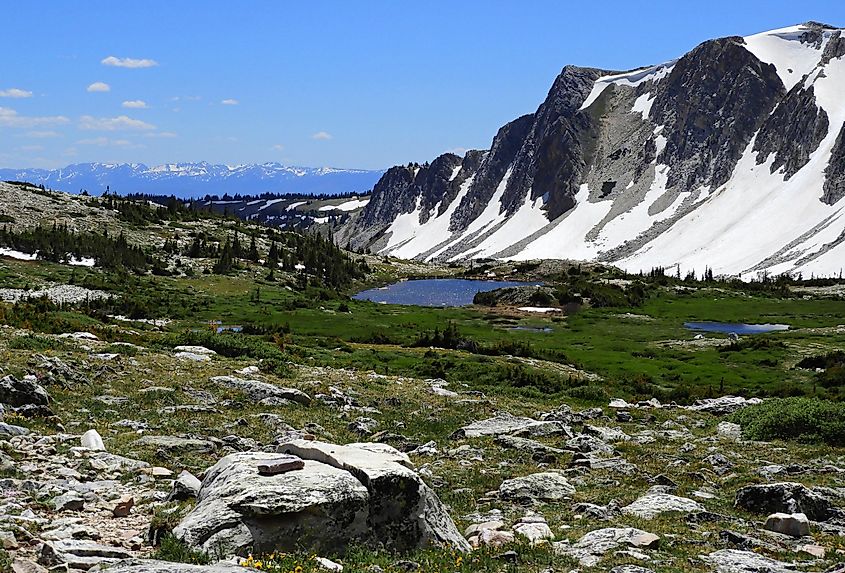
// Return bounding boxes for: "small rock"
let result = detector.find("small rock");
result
[499,472,575,502]
[112,495,135,518]
[797,543,825,558]
[348,417,379,436]
[610,567,655,573]
[169,470,202,501]
[315,557,343,572]
[477,528,515,548]
[513,518,553,545]
[764,512,810,537]
[151,466,174,478]
[81,429,106,451]
[52,492,85,512]
[464,521,505,537]
[716,421,742,440]
[0,530,18,549]
[257,455,305,475]
[11,559,48,573]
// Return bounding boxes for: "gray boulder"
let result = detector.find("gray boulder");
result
[168,470,203,501]
[209,376,311,405]
[685,396,762,415]
[499,471,575,502]
[0,422,29,437]
[38,540,132,571]
[0,375,50,407]
[735,482,834,521]
[622,490,705,519]
[554,527,659,567]
[174,441,469,557]
[701,549,791,573]
[451,412,558,438]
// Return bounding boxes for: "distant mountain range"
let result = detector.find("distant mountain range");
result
[0,162,384,198]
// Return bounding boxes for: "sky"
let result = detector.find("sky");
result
[0,0,842,171]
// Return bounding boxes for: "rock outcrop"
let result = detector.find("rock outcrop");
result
[173,441,470,556]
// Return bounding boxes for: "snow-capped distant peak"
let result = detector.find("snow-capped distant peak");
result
[0,161,385,198]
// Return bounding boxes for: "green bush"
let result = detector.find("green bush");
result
[153,535,210,565]
[565,384,609,402]
[8,334,68,351]
[729,398,845,445]
[163,331,291,376]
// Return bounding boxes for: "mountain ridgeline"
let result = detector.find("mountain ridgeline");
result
[0,162,383,199]
[337,22,845,278]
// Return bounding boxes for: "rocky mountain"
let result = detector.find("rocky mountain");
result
[338,23,845,278]
[0,162,383,198]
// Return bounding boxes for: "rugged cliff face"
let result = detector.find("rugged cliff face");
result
[338,22,845,278]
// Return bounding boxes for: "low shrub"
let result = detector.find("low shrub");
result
[162,330,291,376]
[729,397,845,445]
[153,535,210,565]
[7,334,68,351]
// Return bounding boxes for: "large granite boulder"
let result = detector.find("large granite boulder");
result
[173,441,469,557]
[735,482,835,521]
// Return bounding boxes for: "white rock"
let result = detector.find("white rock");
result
[175,352,212,362]
[315,557,343,572]
[173,345,217,355]
[81,429,106,451]
[764,512,810,537]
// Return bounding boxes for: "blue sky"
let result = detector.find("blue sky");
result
[1,0,842,170]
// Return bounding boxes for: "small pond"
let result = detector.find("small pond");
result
[353,278,540,307]
[508,326,553,333]
[684,321,789,334]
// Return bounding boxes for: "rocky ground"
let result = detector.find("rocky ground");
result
[1,326,845,573]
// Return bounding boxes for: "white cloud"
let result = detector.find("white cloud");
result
[221,98,239,105]
[19,145,44,152]
[311,131,333,141]
[25,130,62,138]
[0,107,70,128]
[122,100,148,109]
[271,144,285,151]
[76,137,108,146]
[144,131,177,138]
[0,88,32,98]
[87,82,111,93]
[77,137,134,147]
[79,115,155,131]
[101,56,158,68]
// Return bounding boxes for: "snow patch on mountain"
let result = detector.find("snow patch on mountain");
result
[743,24,831,90]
